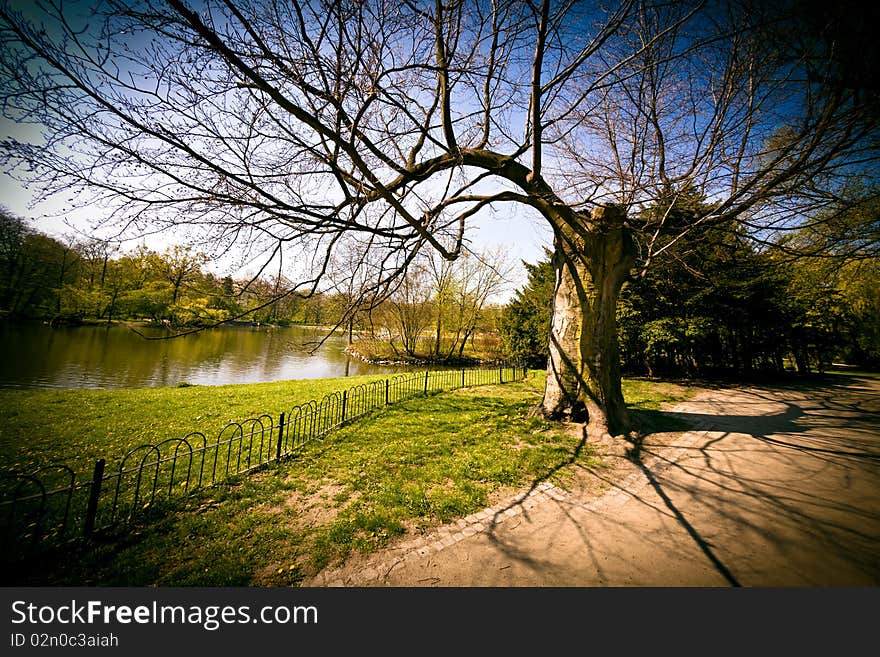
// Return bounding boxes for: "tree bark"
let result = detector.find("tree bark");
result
[541,205,635,438]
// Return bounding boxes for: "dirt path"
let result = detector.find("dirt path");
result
[303,376,880,587]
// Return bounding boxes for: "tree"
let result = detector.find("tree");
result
[500,255,554,368]
[426,252,457,358]
[448,248,511,359]
[770,194,880,370]
[424,247,510,360]
[837,260,880,368]
[1,1,878,437]
[619,222,794,377]
[325,239,388,343]
[155,246,208,305]
[381,263,434,357]
[0,207,79,318]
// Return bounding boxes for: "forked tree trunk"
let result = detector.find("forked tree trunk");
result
[541,204,635,438]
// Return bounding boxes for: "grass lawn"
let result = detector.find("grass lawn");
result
[2,371,704,586]
[0,373,393,473]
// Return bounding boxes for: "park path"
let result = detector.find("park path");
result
[303,375,880,587]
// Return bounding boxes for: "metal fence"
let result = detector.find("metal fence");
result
[0,363,525,563]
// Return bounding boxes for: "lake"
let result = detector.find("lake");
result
[0,322,411,389]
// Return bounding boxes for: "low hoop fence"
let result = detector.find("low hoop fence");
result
[1,363,526,564]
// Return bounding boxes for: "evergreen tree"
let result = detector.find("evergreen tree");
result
[500,254,554,368]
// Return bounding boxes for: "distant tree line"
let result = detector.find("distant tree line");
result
[502,192,880,375]
[0,208,339,327]
[0,210,509,363]
[6,197,876,375]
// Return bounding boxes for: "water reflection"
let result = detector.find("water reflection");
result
[0,322,410,389]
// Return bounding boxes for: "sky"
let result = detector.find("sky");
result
[0,159,550,306]
[0,159,550,299]
[0,0,558,301]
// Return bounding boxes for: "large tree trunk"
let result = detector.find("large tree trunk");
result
[541,205,635,438]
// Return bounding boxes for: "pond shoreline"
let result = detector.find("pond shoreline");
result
[344,342,505,368]
[8,315,339,333]
[0,321,406,390]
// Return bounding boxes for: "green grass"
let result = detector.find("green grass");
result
[620,377,703,411]
[0,373,391,473]
[826,366,880,380]
[0,372,701,475]
[2,371,703,586]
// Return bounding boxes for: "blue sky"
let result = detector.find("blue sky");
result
[0,145,548,298]
[0,1,552,298]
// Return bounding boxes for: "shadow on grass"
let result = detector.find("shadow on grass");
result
[3,385,568,585]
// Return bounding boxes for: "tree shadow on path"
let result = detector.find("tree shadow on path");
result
[623,377,880,586]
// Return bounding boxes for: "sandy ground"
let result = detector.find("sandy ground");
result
[302,375,880,587]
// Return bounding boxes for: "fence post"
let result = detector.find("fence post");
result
[461,368,465,389]
[424,370,429,395]
[499,365,503,384]
[84,458,105,537]
[277,412,285,461]
[385,379,390,405]
[342,390,348,423]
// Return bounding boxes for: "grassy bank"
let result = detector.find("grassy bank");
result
[2,372,703,585]
[0,373,393,473]
[0,372,697,474]
[346,335,506,365]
